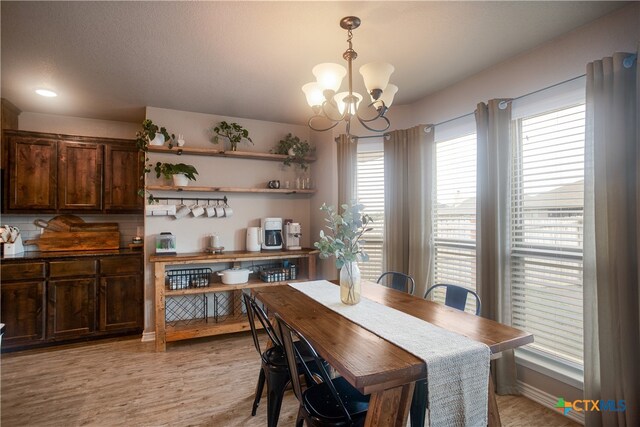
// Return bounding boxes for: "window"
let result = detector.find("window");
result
[433,133,477,311]
[356,148,385,281]
[511,104,585,367]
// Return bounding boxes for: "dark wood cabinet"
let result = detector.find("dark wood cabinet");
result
[47,278,96,339]
[2,130,142,214]
[99,255,143,331]
[7,136,57,211]
[57,141,103,211]
[1,281,46,347]
[1,253,143,352]
[104,143,143,212]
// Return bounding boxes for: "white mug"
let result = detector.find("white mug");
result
[206,206,217,217]
[174,204,190,219]
[223,207,233,218]
[215,206,226,217]
[191,204,205,217]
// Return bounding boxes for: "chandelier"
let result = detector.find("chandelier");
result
[302,16,398,136]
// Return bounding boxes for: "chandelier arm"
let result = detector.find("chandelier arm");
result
[308,116,343,133]
[355,100,387,124]
[356,115,391,133]
[320,100,348,123]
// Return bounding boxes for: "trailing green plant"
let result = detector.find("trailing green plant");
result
[154,162,199,181]
[271,133,315,170]
[211,121,253,151]
[135,119,175,152]
[314,201,373,269]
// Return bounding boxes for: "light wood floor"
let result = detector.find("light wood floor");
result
[1,334,579,427]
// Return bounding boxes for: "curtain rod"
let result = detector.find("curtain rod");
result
[348,72,589,141]
[348,52,637,140]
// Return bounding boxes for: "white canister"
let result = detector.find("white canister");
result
[210,234,221,248]
[246,227,262,252]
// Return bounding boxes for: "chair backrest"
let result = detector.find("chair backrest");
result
[243,292,282,363]
[275,313,353,423]
[424,284,481,315]
[377,271,416,295]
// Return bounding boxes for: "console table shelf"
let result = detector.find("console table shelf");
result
[151,249,318,351]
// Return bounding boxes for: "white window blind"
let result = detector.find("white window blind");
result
[433,133,477,310]
[356,149,385,281]
[511,104,585,366]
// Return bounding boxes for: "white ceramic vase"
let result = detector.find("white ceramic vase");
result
[148,133,165,146]
[172,173,189,187]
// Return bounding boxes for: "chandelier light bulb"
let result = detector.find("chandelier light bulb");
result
[312,63,347,92]
[302,82,324,107]
[334,91,363,115]
[359,62,395,96]
[377,84,398,108]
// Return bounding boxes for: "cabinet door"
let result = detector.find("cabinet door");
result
[57,141,103,211]
[99,274,143,332]
[7,136,57,210]
[103,143,143,212]
[47,278,96,339]
[1,281,46,347]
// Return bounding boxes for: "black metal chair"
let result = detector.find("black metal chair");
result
[377,271,416,295]
[275,313,371,427]
[424,284,481,315]
[243,292,319,427]
[411,284,482,426]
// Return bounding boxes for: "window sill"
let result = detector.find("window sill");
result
[515,347,584,390]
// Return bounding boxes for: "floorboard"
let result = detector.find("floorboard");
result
[1,334,579,426]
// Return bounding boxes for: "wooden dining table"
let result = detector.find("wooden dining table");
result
[252,280,534,427]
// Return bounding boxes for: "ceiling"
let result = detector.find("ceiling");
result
[1,1,628,126]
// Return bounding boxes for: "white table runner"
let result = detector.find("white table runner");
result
[289,280,490,427]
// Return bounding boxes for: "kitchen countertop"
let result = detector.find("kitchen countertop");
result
[1,248,142,263]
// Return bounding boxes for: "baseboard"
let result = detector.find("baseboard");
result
[517,380,584,425]
[141,331,155,342]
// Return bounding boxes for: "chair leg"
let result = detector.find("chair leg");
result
[410,379,428,427]
[251,367,266,416]
[296,406,305,427]
[265,368,290,427]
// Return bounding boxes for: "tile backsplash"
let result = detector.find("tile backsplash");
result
[1,214,143,252]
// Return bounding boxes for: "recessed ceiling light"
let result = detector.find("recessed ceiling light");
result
[35,89,58,97]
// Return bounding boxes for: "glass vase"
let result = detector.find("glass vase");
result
[339,261,361,305]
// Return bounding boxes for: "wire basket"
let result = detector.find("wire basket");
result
[166,268,213,290]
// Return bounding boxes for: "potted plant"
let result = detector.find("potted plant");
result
[211,121,253,151]
[314,201,373,305]
[271,133,315,171]
[154,162,199,187]
[136,119,175,151]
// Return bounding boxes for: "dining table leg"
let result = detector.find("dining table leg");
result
[365,382,415,427]
[488,374,502,427]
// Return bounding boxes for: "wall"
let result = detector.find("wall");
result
[2,112,144,250]
[392,3,640,127]
[143,107,314,332]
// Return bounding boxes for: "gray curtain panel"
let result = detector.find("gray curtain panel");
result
[383,125,434,297]
[336,134,357,208]
[584,51,639,427]
[475,99,519,395]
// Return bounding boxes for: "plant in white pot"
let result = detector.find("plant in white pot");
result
[314,201,373,305]
[154,162,199,187]
[271,133,315,171]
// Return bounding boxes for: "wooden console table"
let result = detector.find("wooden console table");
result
[150,248,318,351]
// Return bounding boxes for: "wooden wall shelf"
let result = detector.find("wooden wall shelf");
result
[146,185,315,194]
[148,146,316,163]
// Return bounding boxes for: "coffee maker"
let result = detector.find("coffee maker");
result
[261,218,283,250]
[284,221,302,251]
